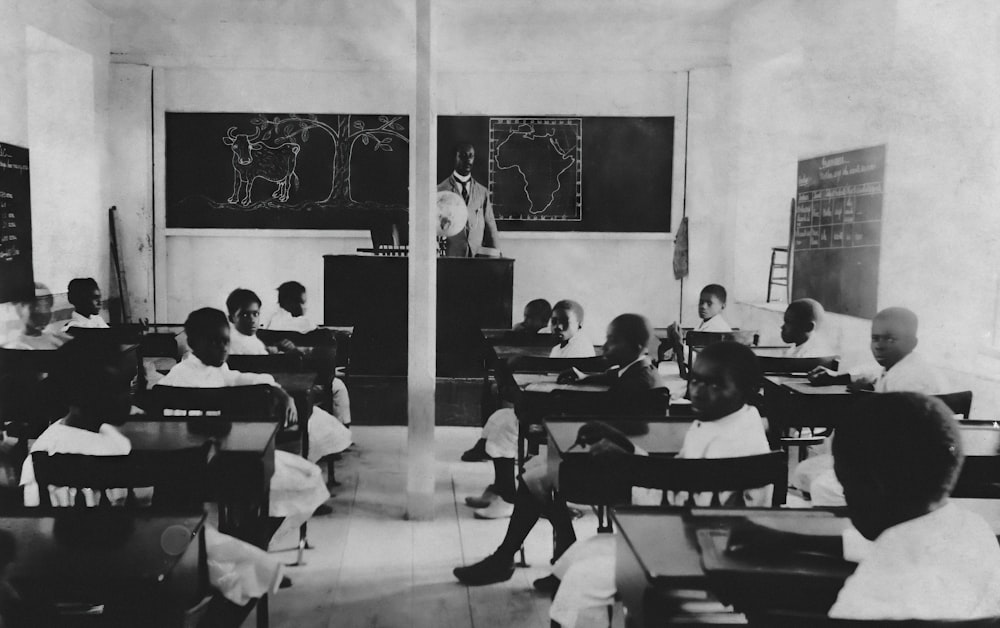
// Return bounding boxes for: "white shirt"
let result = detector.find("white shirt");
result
[62,311,109,330]
[830,502,1000,620]
[266,307,316,334]
[632,405,772,507]
[696,315,731,332]
[20,419,132,507]
[784,333,835,358]
[550,332,596,359]
[849,351,948,394]
[228,325,269,356]
[157,354,275,388]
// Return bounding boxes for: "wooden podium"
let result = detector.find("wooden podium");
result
[323,255,514,376]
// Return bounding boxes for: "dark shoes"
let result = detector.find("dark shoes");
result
[314,503,334,516]
[453,553,515,586]
[532,574,560,594]
[461,438,491,462]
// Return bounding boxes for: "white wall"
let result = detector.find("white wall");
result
[0,0,111,340]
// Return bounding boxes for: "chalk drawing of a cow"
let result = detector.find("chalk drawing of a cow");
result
[223,126,300,206]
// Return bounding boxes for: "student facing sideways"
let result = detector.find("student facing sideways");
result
[156,308,331,546]
[19,339,285,606]
[791,306,949,506]
[3,283,70,350]
[545,342,772,627]
[463,300,597,515]
[453,313,667,585]
[61,278,109,330]
[661,284,732,360]
[460,297,558,463]
[512,298,552,335]
[227,288,352,459]
[780,298,834,358]
[829,392,1000,620]
[263,282,350,425]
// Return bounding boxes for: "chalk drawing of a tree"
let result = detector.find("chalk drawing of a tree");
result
[249,114,408,204]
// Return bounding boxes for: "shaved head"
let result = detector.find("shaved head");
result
[786,299,825,325]
[874,307,919,337]
[871,307,919,368]
[781,298,825,345]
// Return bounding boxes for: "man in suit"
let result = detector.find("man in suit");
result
[438,142,501,257]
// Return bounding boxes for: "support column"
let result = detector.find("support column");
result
[406,0,436,520]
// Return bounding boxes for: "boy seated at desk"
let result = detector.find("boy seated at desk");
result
[463,300,596,505]
[157,308,331,543]
[545,341,772,628]
[661,284,732,360]
[19,340,286,606]
[263,282,350,425]
[3,283,70,350]
[829,392,1000,620]
[792,307,949,506]
[454,313,667,583]
[780,298,834,358]
[61,277,109,330]
[227,289,352,457]
[512,298,552,335]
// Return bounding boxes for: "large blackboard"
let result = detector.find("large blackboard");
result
[166,113,409,230]
[437,116,673,232]
[792,145,885,318]
[0,143,33,303]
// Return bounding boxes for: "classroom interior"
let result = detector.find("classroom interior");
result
[1,0,999,626]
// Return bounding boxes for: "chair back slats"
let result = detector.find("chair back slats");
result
[758,356,839,375]
[558,451,787,508]
[227,353,303,374]
[31,443,211,511]
[148,384,277,421]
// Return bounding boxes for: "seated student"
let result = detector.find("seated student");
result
[792,307,949,505]
[265,280,317,334]
[264,282,350,426]
[454,313,667,584]
[227,288,351,458]
[780,298,834,358]
[3,283,70,350]
[464,300,596,510]
[61,278,109,330]
[19,341,285,606]
[545,342,772,627]
[828,392,1000,620]
[511,298,552,335]
[157,308,331,544]
[661,284,732,360]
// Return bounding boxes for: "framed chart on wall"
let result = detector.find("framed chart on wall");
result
[165,113,410,230]
[0,142,33,303]
[792,144,886,318]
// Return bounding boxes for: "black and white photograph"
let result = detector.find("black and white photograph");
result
[0,1,998,627]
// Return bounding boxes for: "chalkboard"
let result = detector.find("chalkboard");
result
[437,116,673,232]
[0,142,33,303]
[792,145,885,318]
[166,113,409,230]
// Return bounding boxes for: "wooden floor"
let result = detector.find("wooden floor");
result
[260,425,619,628]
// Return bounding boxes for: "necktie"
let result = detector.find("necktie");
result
[460,179,470,204]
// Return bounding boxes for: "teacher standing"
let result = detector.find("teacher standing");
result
[438,142,501,258]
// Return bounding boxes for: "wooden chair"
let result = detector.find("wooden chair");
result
[683,329,759,370]
[936,390,973,419]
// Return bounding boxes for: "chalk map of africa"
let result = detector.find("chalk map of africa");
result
[489,118,582,221]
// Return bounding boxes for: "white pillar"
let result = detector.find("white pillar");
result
[406,0,436,521]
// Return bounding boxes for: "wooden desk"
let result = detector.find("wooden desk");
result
[494,344,557,361]
[761,375,859,432]
[6,511,206,626]
[614,500,1000,627]
[514,373,610,394]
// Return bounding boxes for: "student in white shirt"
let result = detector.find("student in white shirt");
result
[828,392,1000,620]
[545,342,772,627]
[3,283,70,350]
[694,284,732,332]
[465,300,597,517]
[793,307,949,505]
[227,289,352,459]
[20,341,285,606]
[264,282,351,426]
[780,298,834,358]
[61,278,109,331]
[157,308,330,546]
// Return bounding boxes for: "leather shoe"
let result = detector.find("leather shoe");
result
[461,438,490,462]
[453,554,515,586]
